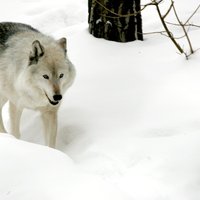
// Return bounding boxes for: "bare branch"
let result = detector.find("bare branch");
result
[152,0,184,54]
[93,0,163,18]
[143,31,167,35]
[91,0,199,59]
[163,2,174,19]
[171,0,194,54]
[166,21,200,28]
[188,24,200,28]
[184,4,200,25]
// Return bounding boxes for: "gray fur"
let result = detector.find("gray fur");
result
[0,22,75,148]
[0,22,39,47]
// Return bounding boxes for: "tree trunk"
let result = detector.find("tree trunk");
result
[88,0,143,42]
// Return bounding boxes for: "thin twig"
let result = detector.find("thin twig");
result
[152,0,184,54]
[143,31,167,35]
[93,0,163,18]
[171,0,194,54]
[184,4,200,25]
[163,2,173,19]
[166,21,200,28]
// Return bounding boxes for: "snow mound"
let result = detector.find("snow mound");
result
[0,134,129,200]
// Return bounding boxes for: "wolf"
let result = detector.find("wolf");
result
[0,22,75,148]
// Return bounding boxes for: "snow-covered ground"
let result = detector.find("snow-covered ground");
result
[0,0,200,199]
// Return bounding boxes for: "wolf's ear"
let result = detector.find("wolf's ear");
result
[29,40,44,65]
[57,37,67,54]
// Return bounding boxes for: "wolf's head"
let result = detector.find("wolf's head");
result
[27,37,75,107]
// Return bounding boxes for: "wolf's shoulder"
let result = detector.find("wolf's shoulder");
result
[0,22,39,46]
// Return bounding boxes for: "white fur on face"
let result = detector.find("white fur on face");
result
[6,34,75,109]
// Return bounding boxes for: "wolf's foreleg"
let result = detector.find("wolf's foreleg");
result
[41,110,58,148]
[0,96,7,133]
[9,102,22,138]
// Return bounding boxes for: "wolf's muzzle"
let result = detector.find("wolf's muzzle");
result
[53,94,62,101]
[45,93,60,106]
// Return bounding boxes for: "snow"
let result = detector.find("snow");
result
[0,0,200,200]
[0,135,127,200]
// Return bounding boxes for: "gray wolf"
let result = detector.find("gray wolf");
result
[0,22,75,148]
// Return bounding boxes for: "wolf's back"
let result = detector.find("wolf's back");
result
[0,22,39,47]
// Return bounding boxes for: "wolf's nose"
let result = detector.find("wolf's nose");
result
[53,94,62,101]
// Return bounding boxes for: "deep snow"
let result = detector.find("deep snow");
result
[0,0,200,200]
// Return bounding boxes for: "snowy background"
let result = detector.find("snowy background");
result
[0,0,200,199]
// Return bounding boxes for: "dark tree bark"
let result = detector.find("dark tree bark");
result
[88,0,143,42]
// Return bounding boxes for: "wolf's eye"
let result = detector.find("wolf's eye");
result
[43,75,49,79]
[59,73,64,79]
